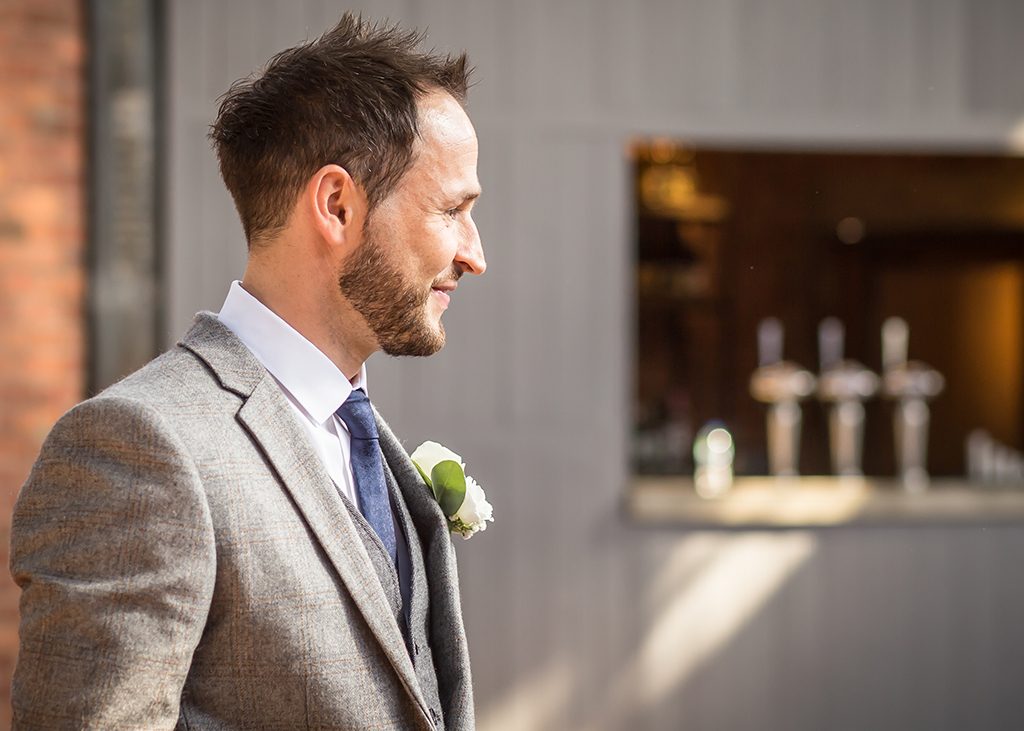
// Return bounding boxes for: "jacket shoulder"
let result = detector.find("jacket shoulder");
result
[100,345,228,410]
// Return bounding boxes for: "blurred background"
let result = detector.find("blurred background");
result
[2,0,1024,729]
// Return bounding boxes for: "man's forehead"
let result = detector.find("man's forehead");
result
[416,91,477,150]
[403,91,480,199]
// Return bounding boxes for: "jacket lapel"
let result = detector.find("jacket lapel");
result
[375,413,476,729]
[179,313,432,725]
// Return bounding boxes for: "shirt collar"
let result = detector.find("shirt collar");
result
[217,280,367,425]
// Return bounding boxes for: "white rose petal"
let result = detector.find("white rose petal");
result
[411,441,465,483]
[454,474,494,538]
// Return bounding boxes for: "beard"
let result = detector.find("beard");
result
[337,221,450,357]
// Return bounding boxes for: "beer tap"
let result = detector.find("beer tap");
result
[816,318,879,478]
[882,317,945,491]
[749,318,816,477]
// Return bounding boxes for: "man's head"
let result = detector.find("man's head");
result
[210,13,471,245]
[209,14,485,367]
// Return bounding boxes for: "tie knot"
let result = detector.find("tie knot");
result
[337,389,379,440]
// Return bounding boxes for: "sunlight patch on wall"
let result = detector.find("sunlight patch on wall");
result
[477,656,573,731]
[612,533,817,714]
[1011,119,1024,152]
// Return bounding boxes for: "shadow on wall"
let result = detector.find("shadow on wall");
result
[477,526,1024,731]
[651,528,1024,731]
[477,532,815,731]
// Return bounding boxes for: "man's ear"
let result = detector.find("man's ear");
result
[307,164,366,248]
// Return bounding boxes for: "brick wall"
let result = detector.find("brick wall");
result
[0,0,86,724]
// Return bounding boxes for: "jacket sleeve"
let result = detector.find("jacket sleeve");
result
[9,395,217,729]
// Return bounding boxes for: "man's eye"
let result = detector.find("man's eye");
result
[446,208,461,218]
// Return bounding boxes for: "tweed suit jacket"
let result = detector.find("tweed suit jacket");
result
[10,313,474,730]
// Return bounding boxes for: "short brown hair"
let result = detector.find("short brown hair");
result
[209,14,471,244]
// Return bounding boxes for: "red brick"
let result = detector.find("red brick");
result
[0,1,84,715]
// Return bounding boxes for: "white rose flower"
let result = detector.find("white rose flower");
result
[452,475,494,539]
[411,440,495,540]
[410,441,464,484]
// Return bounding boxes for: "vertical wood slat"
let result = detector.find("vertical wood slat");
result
[911,0,966,115]
[965,0,1024,114]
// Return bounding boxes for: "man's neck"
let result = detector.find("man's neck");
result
[239,274,373,382]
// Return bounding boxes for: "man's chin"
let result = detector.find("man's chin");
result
[379,323,446,357]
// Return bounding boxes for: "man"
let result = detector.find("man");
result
[11,14,485,730]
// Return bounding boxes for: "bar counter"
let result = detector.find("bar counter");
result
[629,476,1024,529]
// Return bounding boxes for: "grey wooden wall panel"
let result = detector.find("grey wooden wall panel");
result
[164,1,1024,729]
[966,0,1024,114]
[166,2,248,340]
[737,0,830,114]
[639,528,1024,731]
[830,1,918,116]
[913,0,966,115]
[537,0,604,117]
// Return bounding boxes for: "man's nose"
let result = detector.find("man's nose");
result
[455,226,486,276]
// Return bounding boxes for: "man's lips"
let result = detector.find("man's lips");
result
[431,283,455,309]
[431,289,450,308]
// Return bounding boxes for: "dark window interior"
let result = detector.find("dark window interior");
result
[633,142,1024,477]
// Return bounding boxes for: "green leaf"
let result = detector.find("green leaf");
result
[431,459,466,516]
[414,460,433,493]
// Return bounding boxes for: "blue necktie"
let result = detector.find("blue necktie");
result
[337,389,397,565]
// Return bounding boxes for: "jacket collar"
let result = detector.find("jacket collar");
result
[179,312,264,397]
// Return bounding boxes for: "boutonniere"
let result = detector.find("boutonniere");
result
[411,441,494,539]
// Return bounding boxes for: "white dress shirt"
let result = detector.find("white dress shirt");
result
[217,280,366,509]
